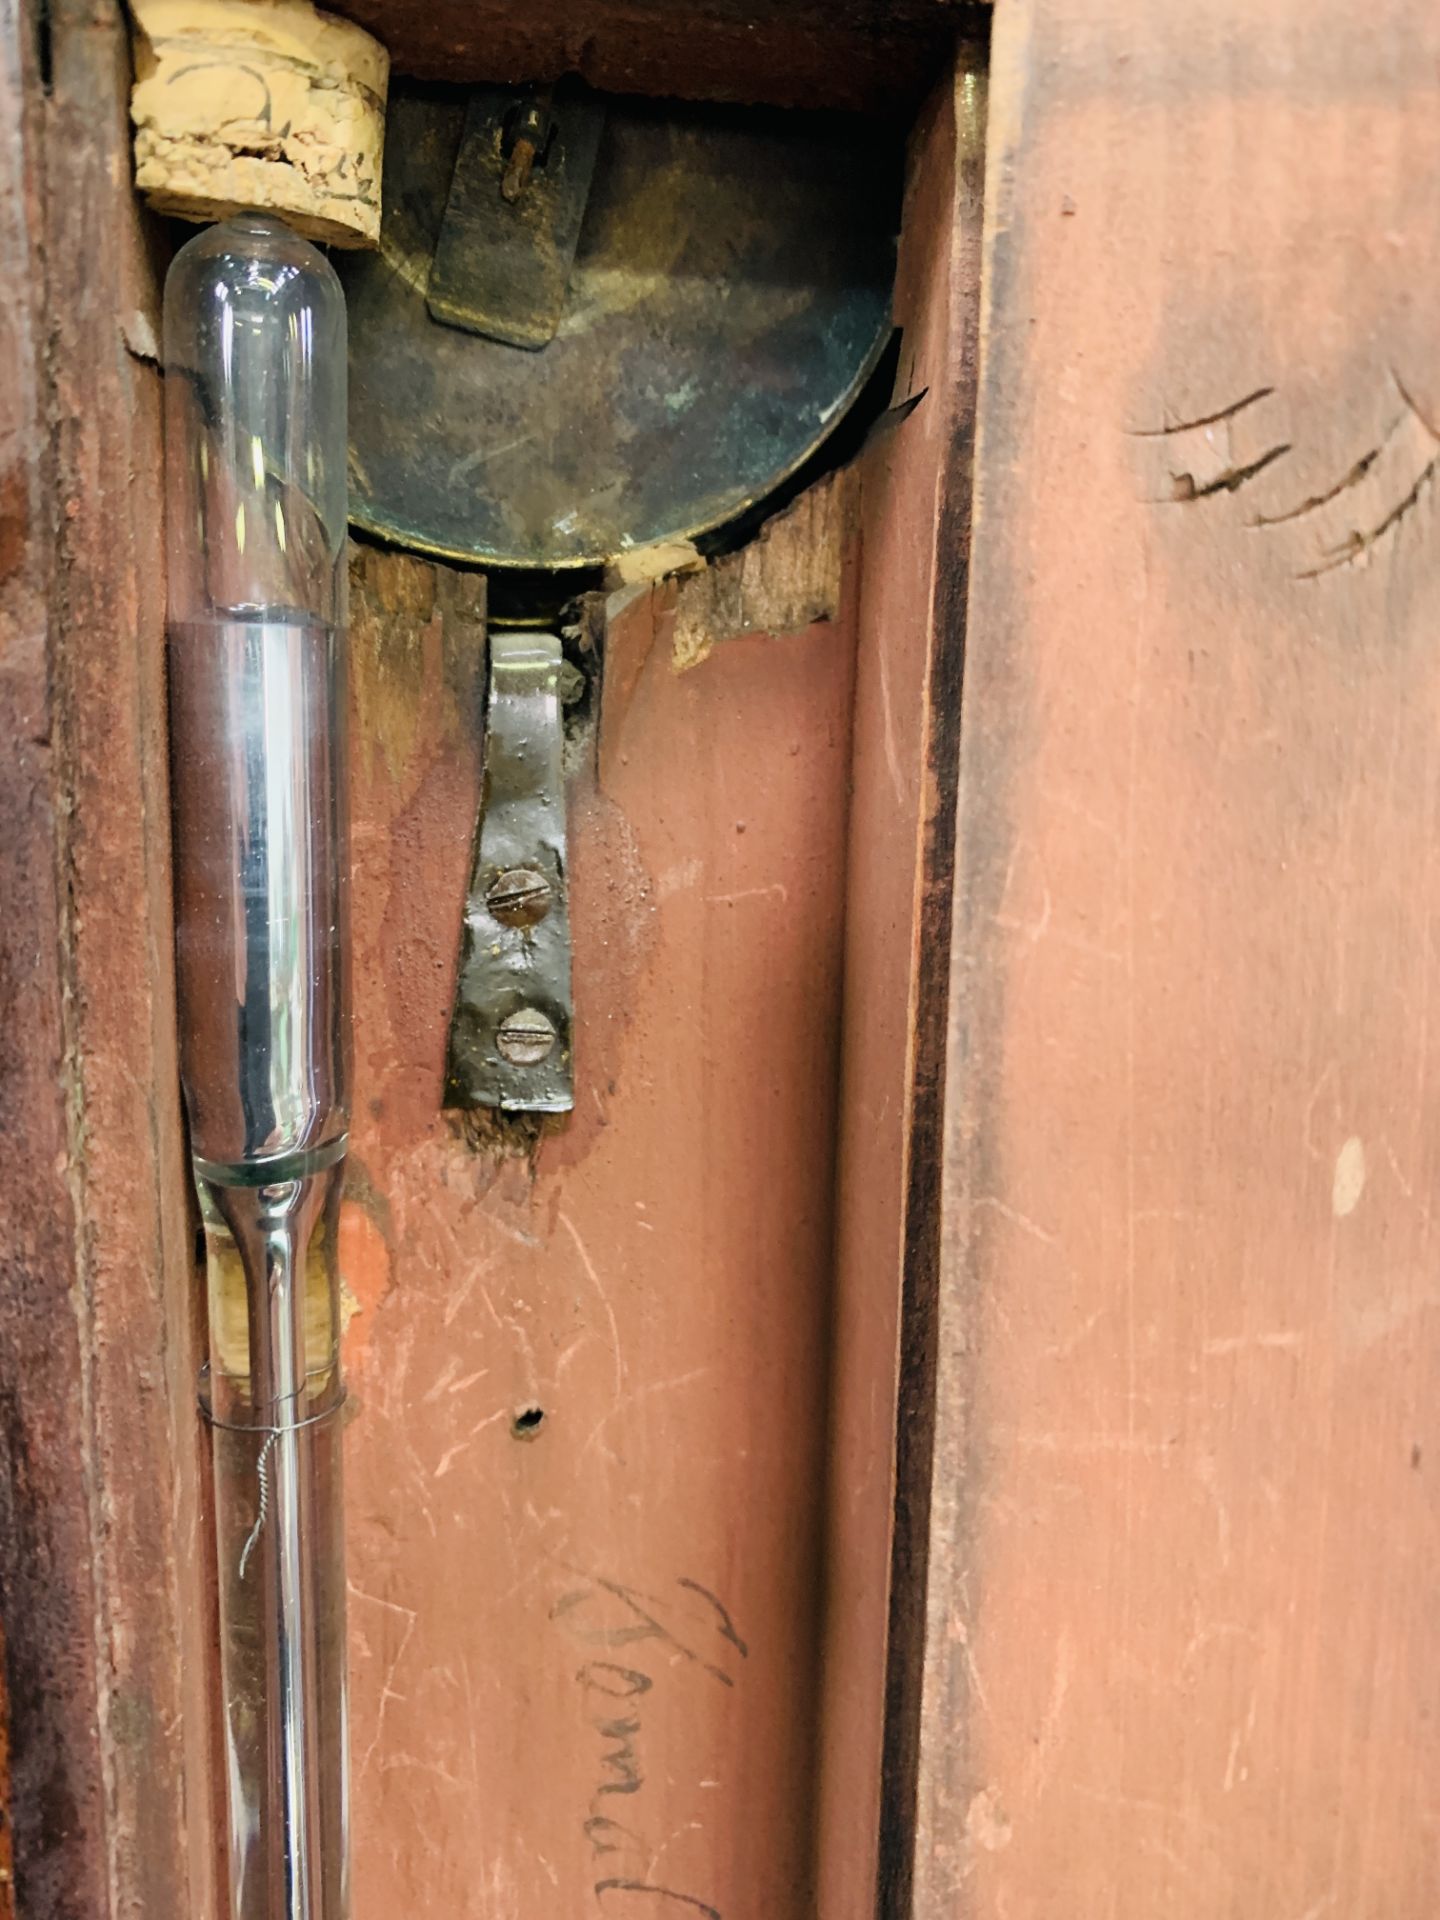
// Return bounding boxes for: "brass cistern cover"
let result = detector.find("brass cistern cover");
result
[340,85,898,570]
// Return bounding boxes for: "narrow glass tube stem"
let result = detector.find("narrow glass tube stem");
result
[262,1212,321,1918]
[201,1174,347,1920]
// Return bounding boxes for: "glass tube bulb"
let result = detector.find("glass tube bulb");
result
[165,215,352,1920]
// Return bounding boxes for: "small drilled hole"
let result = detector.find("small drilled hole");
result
[512,1405,546,1439]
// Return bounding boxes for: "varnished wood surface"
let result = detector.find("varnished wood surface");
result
[921,2,1440,1911]
[342,542,857,1917]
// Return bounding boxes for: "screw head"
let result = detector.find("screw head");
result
[486,866,553,927]
[496,1006,557,1066]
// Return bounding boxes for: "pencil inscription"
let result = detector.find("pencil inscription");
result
[551,1572,748,1917]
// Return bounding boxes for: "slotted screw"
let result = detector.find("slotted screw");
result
[496,1007,557,1067]
[486,867,553,927]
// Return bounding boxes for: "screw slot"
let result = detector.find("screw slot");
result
[496,1006,557,1066]
[486,866,554,927]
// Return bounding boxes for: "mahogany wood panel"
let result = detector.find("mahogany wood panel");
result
[329,0,980,116]
[815,57,984,1920]
[342,543,856,1916]
[921,1,1440,1912]
[0,1,206,1913]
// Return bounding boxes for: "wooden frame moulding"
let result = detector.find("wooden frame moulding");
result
[816,45,986,1920]
[326,0,984,117]
[0,0,212,1914]
[0,0,989,1913]
[919,1,1440,1913]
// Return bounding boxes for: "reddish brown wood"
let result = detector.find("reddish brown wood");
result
[814,56,985,1920]
[342,540,857,1915]
[922,1,1440,1911]
[0,1619,15,1920]
[329,0,977,116]
[0,0,208,1913]
[0,15,107,1915]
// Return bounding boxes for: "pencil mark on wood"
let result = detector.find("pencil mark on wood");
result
[553,1572,747,1917]
[587,1814,647,1858]
[551,1573,739,1687]
[675,1578,750,1660]
[595,1882,722,1917]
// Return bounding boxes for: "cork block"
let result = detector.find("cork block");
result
[130,0,389,248]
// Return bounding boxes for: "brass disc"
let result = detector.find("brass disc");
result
[340,88,897,569]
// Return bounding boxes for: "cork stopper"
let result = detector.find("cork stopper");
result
[130,0,389,249]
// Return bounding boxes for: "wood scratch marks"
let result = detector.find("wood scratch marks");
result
[1129,387,1276,437]
[1170,441,1291,502]
[706,882,790,908]
[1020,1628,1072,1805]
[1251,443,1383,527]
[953,1616,992,1723]
[999,1427,1175,1457]
[433,1403,510,1478]
[1279,371,1440,578]
[559,1208,627,1407]
[1296,1896,1338,1920]
[1202,1329,1304,1356]
[1072,1784,1222,1835]
[579,1367,715,1464]
[421,1351,490,1403]
[1133,368,1440,582]
[973,1195,1059,1246]
[1302,1060,1340,1164]
[877,635,905,808]
[1331,1135,1367,1217]
[1180,1620,1259,1675]
[1131,385,1290,502]
[1194,1455,1232,1569]
[349,1584,418,1788]
[1222,1688,1259,1793]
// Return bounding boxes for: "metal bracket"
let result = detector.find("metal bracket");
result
[426,86,607,351]
[445,632,574,1113]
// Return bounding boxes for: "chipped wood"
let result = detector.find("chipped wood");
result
[670,468,859,671]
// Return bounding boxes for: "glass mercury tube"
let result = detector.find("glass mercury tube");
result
[164,215,351,1920]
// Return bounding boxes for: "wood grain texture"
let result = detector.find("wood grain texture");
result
[329,0,979,115]
[815,58,984,1920]
[0,16,105,1916]
[0,1619,15,1919]
[342,543,857,1917]
[923,1,1440,1911]
[0,0,207,1913]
